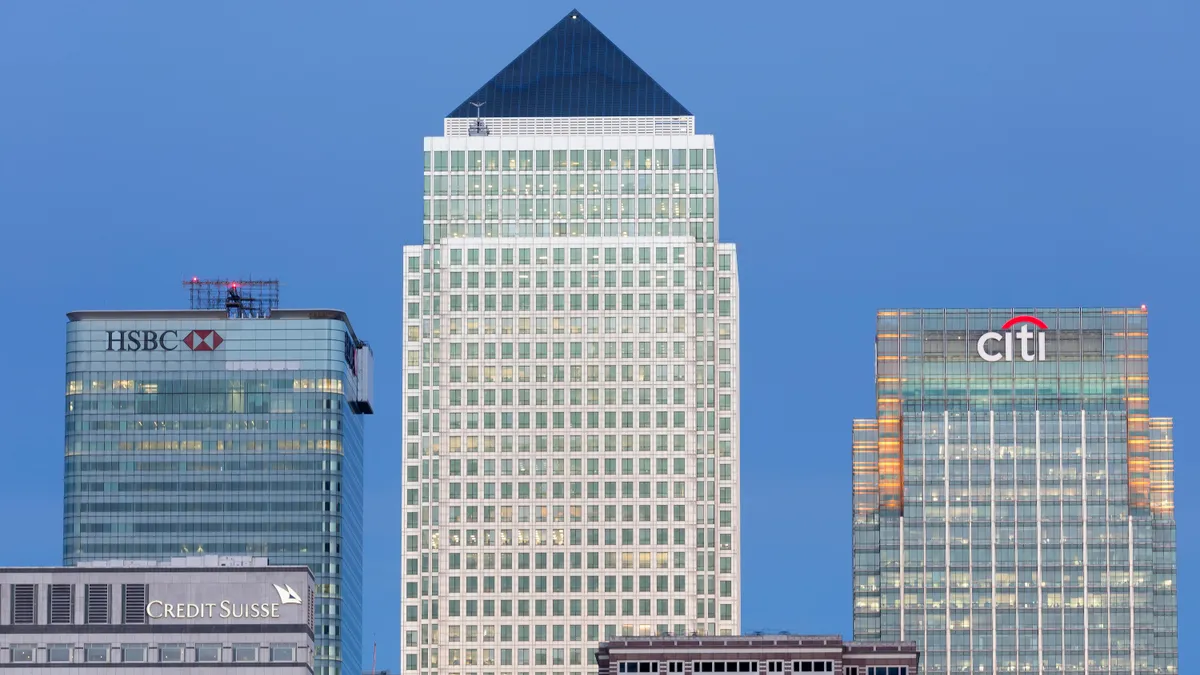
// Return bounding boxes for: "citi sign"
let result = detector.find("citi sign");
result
[105,330,223,352]
[976,316,1047,362]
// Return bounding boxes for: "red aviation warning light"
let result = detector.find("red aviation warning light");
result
[182,278,280,318]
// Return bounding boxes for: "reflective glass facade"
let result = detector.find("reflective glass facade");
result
[852,308,1177,675]
[63,311,373,675]
[446,10,690,119]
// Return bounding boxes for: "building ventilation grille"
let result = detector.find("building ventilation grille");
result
[444,116,695,137]
[123,584,147,624]
[11,584,36,624]
[49,584,74,624]
[84,584,110,625]
[308,587,315,631]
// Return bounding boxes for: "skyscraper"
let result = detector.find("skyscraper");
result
[852,308,1177,674]
[64,303,374,675]
[404,9,741,674]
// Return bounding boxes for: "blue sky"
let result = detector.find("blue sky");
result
[1,1,1198,670]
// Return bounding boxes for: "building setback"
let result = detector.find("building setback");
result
[852,308,1178,674]
[596,635,918,675]
[403,8,742,674]
[63,307,374,675]
[0,556,313,672]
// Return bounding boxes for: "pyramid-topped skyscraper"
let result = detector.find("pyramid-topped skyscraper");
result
[446,10,691,119]
[403,8,741,674]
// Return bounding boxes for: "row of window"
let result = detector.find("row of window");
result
[408,435,732,455]
[427,577,735,598]
[406,623,716,645]
[423,222,721,243]
[427,297,733,317]
[432,457,731,477]
[410,244,729,265]
[5,642,297,664]
[423,149,716,173]
[424,173,715,197]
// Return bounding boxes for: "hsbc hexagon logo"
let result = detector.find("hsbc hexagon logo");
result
[977,315,1046,362]
[183,330,224,352]
[106,330,223,352]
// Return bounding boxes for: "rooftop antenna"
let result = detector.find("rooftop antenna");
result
[184,277,280,318]
[468,101,489,136]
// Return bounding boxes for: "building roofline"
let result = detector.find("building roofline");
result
[66,309,366,347]
[0,565,314,577]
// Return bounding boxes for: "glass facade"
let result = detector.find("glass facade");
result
[446,10,691,119]
[852,308,1177,675]
[63,312,372,675]
[406,12,740,675]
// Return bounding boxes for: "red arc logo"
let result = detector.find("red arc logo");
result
[183,330,223,352]
[1000,315,1047,330]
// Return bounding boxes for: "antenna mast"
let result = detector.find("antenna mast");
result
[468,101,489,136]
[184,277,280,318]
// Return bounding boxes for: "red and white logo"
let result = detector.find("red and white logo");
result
[977,315,1046,362]
[183,330,224,352]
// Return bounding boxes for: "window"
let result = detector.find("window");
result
[271,643,296,662]
[159,644,184,663]
[867,669,906,675]
[10,644,34,662]
[48,644,72,662]
[694,662,757,672]
[84,584,110,624]
[619,662,659,672]
[122,583,147,624]
[233,644,258,662]
[49,584,74,624]
[10,584,36,624]
[796,661,834,672]
[197,643,221,662]
[85,644,109,662]
[122,644,147,663]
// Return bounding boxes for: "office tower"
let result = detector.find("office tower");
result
[404,9,741,675]
[63,289,374,675]
[0,555,315,672]
[852,309,1177,674]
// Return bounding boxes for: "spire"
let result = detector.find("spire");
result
[448,9,690,118]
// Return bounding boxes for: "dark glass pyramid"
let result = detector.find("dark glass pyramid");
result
[447,10,690,118]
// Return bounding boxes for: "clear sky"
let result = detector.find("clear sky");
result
[1,1,1197,671]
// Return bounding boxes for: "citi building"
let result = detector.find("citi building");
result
[404,9,741,675]
[852,308,1177,674]
[63,307,374,675]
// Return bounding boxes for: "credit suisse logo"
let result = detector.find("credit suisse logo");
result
[105,330,223,352]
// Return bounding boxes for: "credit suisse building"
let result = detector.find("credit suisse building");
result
[63,309,374,675]
[852,308,1177,675]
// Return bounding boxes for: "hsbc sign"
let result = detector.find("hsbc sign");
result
[106,330,224,352]
[977,315,1046,362]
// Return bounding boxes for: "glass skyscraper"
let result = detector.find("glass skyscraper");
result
[404,9,741,675]
[852,308,1177,674]
[63,308,374,675]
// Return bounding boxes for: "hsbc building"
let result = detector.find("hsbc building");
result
[64,309,374,675]
[851,308,1177,675]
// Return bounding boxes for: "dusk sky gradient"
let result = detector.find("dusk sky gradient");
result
[1,2,1198,670]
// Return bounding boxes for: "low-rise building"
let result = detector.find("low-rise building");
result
[0,555,313,672]
[597,635,918,675]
